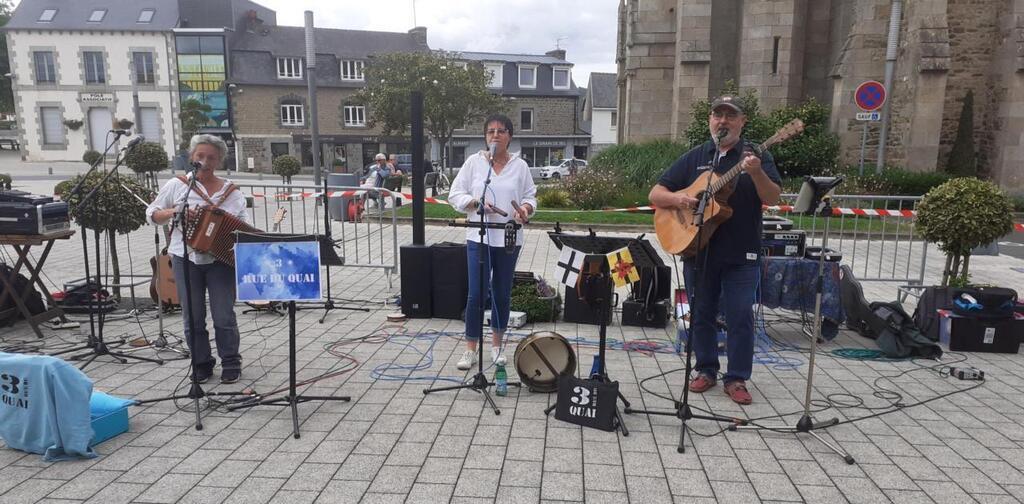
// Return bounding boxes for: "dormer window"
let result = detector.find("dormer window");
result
[277,57,303,79]
[38,9,57,22]
[484,63,503,89]
[88,9,107,23]
[138,9,155,23]
[518,64,537,89]
[341,60,364,81]
[552,67,571,90]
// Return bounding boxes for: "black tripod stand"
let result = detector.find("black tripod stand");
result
[296,171,368,322]
[51,133,163,370]
[227,233,352,437]
[135,168,247,430]
[731,176,854,464]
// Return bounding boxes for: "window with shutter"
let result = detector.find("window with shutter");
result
[41,108,64,145]
[140,108,160,142]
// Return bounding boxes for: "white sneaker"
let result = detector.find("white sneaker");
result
[456,350,477,370]
[491,347,507,365]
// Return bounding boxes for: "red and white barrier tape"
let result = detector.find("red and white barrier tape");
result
[248,190,1024,232]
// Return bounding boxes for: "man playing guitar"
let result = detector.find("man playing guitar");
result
[648,95,782,405]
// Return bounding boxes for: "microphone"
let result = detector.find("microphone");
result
[110,129,130,136]
[487,142,497,165]
[716,128,729,143]
[189,160,204,174]
[124,135,146,149]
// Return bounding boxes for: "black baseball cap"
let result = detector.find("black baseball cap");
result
[710,95,744,115]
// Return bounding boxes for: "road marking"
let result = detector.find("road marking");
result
[999,242,1023,247]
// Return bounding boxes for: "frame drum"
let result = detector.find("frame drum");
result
[513,331,576,392]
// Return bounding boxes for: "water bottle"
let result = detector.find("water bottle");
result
[495,364,508,396]
[675,321,686,355]
[590,354,601,378]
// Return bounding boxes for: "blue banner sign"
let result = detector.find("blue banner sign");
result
[235,241,322,302]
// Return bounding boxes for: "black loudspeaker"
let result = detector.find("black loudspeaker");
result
[622,299,669,327]
[564,284,612,325]
[400,245,432,318]
[431,242,468,319]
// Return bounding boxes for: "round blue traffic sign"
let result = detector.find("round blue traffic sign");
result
[855,81,886,112]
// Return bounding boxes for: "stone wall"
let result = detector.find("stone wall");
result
[619,0,678,142]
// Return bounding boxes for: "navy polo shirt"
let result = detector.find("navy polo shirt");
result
[657,139,781,265]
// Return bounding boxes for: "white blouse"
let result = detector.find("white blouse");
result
[145,176,250,265]
[448,152,538,247]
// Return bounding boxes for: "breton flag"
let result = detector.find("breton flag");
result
[556,246,585,288]
[606,247,640,288]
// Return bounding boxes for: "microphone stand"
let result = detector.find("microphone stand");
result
[626,135,744,453]
[295,167,368,321]
[134,166,249,430]
[423,149,520,415]
[51,134,163,369]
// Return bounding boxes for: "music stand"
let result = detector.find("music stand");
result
[226,232,351,438]
[542,230,640,436]
[732,175,854,464]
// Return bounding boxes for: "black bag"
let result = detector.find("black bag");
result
[0,264,46,326]
[554,375,619,432]
[867,301,942,359]
[913,286,955,342]
[951,286,1018,319]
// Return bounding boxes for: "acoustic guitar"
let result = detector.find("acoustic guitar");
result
[653,119,805,258]
[149,207,287,309]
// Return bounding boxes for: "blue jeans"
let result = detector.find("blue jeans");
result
[465,241,521,341]
[172,255,242,372]
[683,259,760,383]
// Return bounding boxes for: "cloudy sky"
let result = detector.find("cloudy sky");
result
[257,0,619,86]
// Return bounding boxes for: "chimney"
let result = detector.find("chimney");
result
[545,49,566,61]
[408,26,427,46]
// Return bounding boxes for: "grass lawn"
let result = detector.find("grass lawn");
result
[397,201,915,234]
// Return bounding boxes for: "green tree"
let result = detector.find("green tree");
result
[125,142,170,190]
[0,0,14,114]
[945,90,976,177]
[355,51,506,172]
[681,81,838,178]
[179,98,212,151]
[55,171,155,299]
[272,154,301,183]
[916,178,1013,286]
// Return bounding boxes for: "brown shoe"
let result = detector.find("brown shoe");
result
[688,373,716,393]
[724,380,753,405]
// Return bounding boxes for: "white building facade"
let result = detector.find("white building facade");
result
[5,3,181,162]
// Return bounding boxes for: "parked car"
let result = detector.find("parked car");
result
[538,158,587,180]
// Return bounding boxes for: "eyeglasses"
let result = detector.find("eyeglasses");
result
[486,128,508,135]
[712,110,740,120]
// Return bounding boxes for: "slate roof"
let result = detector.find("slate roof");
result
[232,25,429,58]
[588,72,617,109]
[4,0,179,32]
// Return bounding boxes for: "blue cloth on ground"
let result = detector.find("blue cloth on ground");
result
[0,352,96,461]
[760,257,844,340]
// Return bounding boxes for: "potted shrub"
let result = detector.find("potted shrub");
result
[511,275,562,323]
[83,150,103,166]
[272,154,301,184]
[63,119,84,131]
[916,178,1014,286]
[125,142,170,190]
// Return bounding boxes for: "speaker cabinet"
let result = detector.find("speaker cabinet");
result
[431,242,468,319]
[400,245,432,318]
[563,285,612,325]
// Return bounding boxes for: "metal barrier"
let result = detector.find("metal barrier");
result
[772,193,928,287]
[235,183,400,288]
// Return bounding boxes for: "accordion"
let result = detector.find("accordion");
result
[183,207,260,266]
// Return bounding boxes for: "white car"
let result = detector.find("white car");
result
[537,159,587,180]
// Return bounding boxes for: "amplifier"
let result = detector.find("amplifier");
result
[0,201,70,235]
[761,229,805,257]
[0,189,54,205]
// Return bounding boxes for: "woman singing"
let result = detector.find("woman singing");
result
[146,134,247,384]
[448,114,537,370]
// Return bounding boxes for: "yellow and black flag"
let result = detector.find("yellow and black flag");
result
[606,247,639,287]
